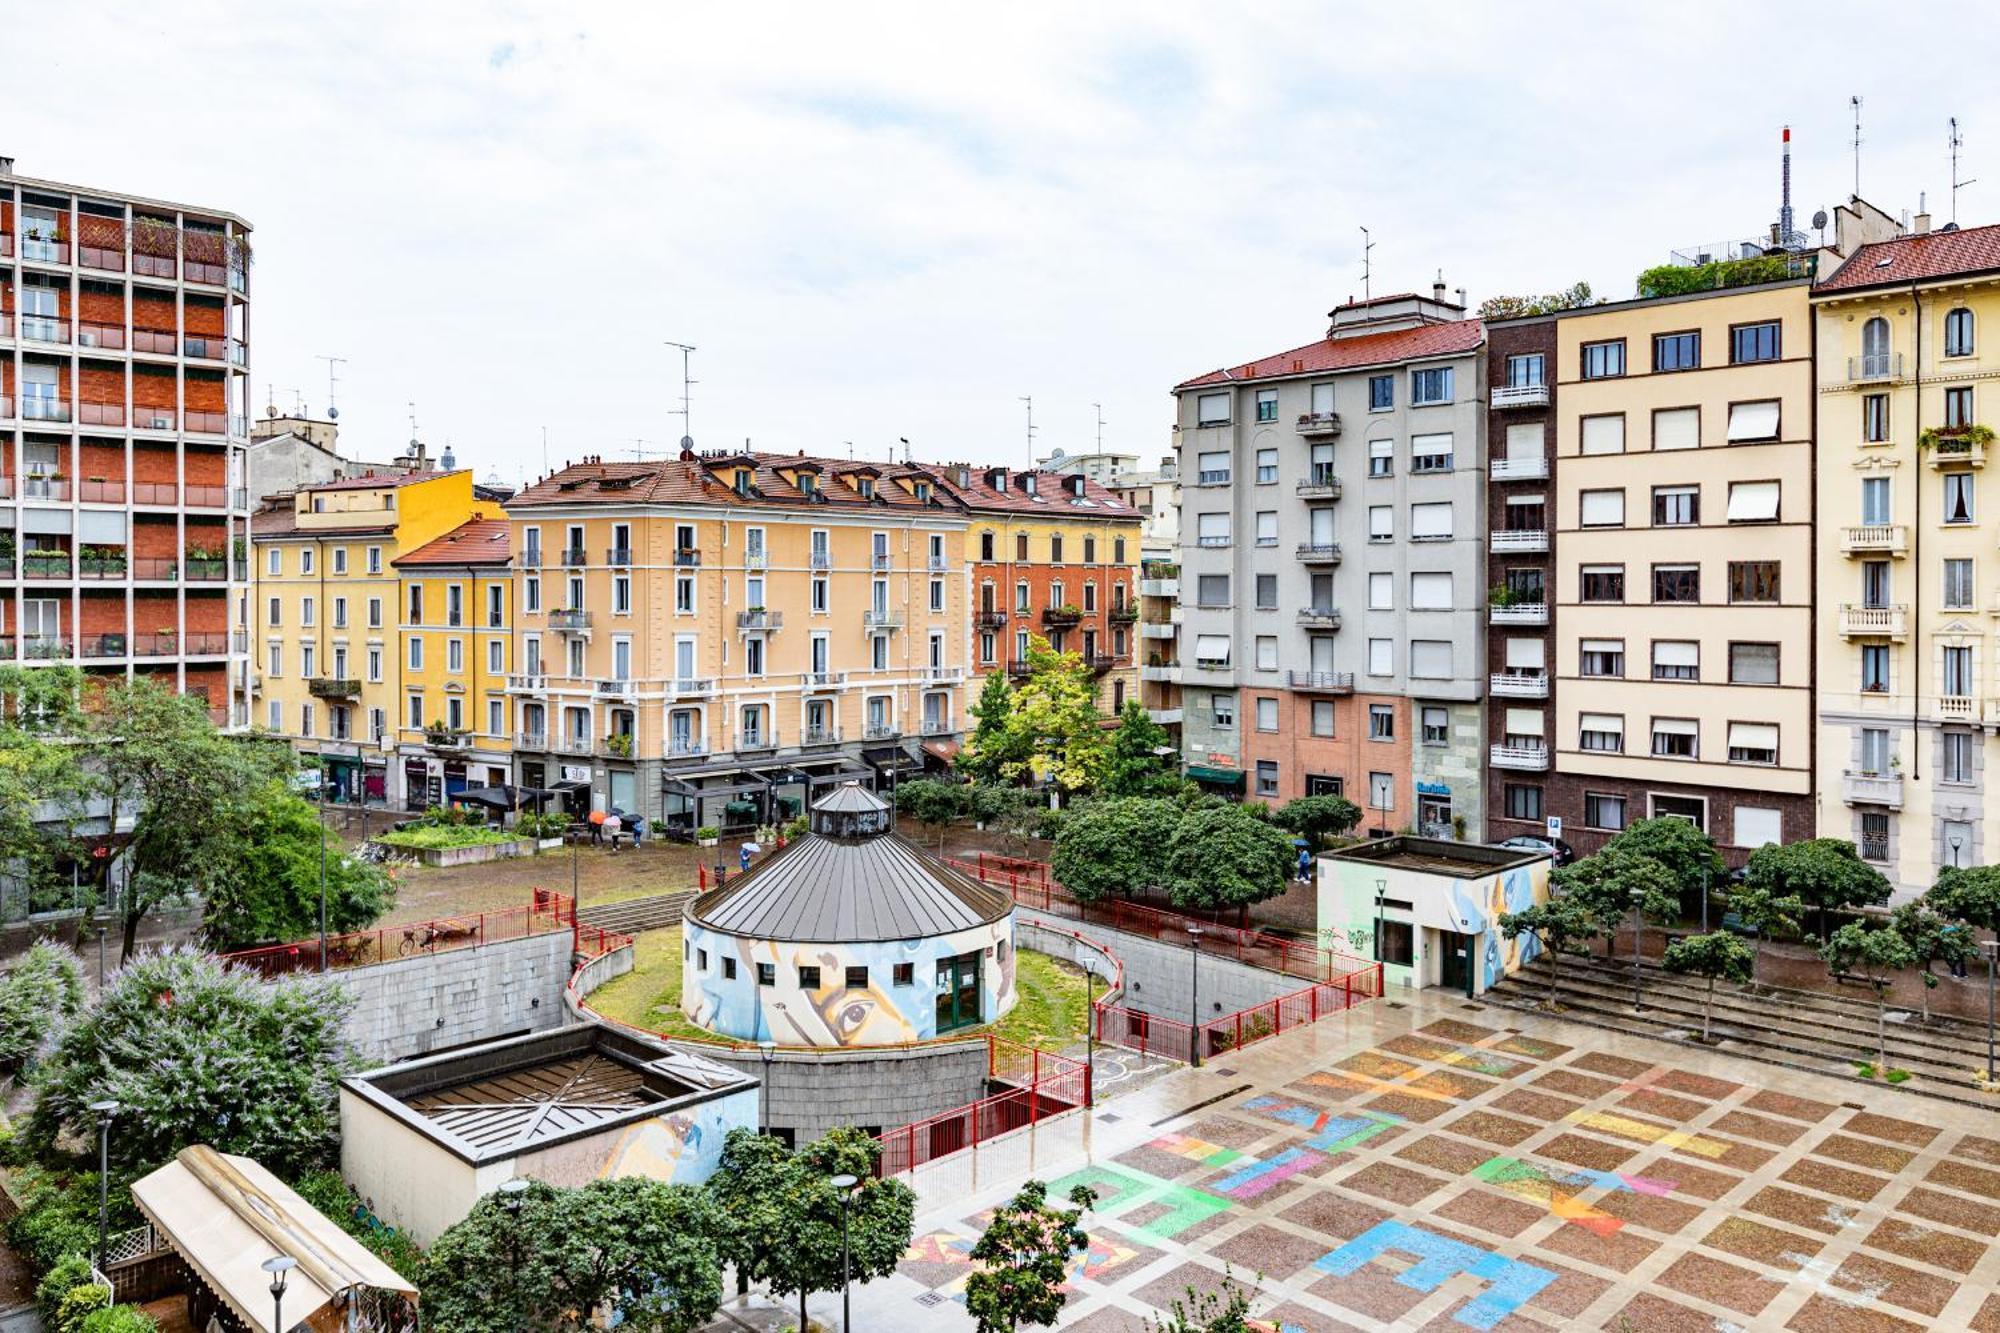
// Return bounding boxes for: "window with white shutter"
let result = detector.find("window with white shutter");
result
[1726,400,1781,442]
[1410,502,1453,539]
[1505,639,1545,670]
[1505,423,1544,461]
[1651,640,1699,680]
[1196,393,1230,425]
[1727,722,1779,764]
[1409,573,1453,609]
[1580,414,1625,455]
[1194,635,1231,667]
[1579,489,1625,527]
[1726,481,1780,523]
[1505,708,1545,737]
[1367,638,1393,675]
[1578,713,1623,751]
[1409,640,1452,678]
[1652,407,1700,451]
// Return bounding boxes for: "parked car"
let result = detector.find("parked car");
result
[1494,834,1576,866]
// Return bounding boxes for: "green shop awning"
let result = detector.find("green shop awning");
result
[1185,765,1245,788]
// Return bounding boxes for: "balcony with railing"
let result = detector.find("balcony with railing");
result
[737,609,783,630]
[77,320,125,350]
[1924,427,1988,470]
[1296,606,1342,629]
[1139,577,1179,598]
[1295,543,1342,564]
[1489,672,1550,698]
[1838,524,1909,556]
[869,551,894,571]
[1489,529,1549,554]
[182,334,230,361]
[516,730,549,751]
[1287,670,1354,694]
[1139,662,1180,683]
[976,610,1010,629]
[549,609,592,631]
[1108,604,1139,624]
[810,551,832,570]
[20,550,72,579]
[553,733,595,756]
[799,726,843,748]
[132,327,177,355]
[1041,606,1082,628]
[309,677,362,699]
[863,722,902,741]
[863,609,904,630]
[21,395,70,423]
[1848,352,1905,383]
[505,673,548,693]
[1838,604,1908,639]
[926,665,967,682]
[1489,456,1548,481]
[1841,770,1904,809]
[800,670,848,690]
[75,548,129,580]
[425,726,473,755]
[1146,707,1184,725]
[79,633,130,659]
[1490,742,1550,771]
[1296,412,1342,436]
[919,714,956,736]
[20,236,70,265]
[1083,654,1122,674]
[21,475,69,501]
[184,410,228,436]
[19,635,71,659]
[1295,475,1343,500]
[665,736,710,760]
[666,677,717,699]
[561,547,588,567]
[1488,601,1549,626]
[594,678,636,700]
[1490,383,1550,409]
[733,729,779,753]
[20,313,68,345]
[1935,695,1978,724]
[605,547,633,566]
[674,548,702,567]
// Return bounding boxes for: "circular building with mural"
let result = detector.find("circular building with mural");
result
[680,783,1017,1046]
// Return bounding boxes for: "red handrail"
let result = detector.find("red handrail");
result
[219,890,574,976]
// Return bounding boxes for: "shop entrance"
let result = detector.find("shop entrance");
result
[934,952,982,1033]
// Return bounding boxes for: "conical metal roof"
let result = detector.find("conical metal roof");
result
[812,781,890,814]
[687,832,1011,943]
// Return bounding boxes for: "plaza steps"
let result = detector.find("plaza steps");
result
[1482,953,2000,1112]
[577,892,692,938]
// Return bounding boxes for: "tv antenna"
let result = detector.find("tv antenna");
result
[1952,117,1976,225]
[1093,402,1105,453]
[1359,226,1375,300]
[1851,95,1864,197]
[287,387,305,416]
[315,354,347,419]
[407,401,419,443]
[664,341,697,450]
[1019,396,1036,458]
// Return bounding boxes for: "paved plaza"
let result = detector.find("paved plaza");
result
[815,987,2000,1331]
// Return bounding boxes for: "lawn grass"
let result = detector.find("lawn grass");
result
[579,926,1092,1052]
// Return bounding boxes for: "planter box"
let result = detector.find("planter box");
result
[698,837,719,848]
[391,838,537,868]
[537,837,564,851]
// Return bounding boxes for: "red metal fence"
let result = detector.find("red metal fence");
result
[873,1038,1090,1178]
[221,890,575,976]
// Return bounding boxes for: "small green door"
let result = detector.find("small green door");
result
[935,952,982,1033]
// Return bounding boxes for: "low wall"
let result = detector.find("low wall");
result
[337,929,574,1063]
[1023,910,1299,1027]
[665,1039,991,1144]
[393,838,536,868]
[1018,919,1125,1007]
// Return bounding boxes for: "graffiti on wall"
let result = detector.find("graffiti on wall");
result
[594,1088,760,1185]
[1444,865,1546,989]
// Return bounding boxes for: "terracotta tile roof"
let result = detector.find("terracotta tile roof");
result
[309,469,456,492]
[923,463,1136,518]
[249,501,395,540]
[394,518,511,567]
[505,453,968,514]
[1816,223,2000,293]
[1175,319,1484,390]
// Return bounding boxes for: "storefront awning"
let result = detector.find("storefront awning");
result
[863,746,925,775]
[922,738,962,764]
[454,784,552,811]
[1185,764,1246,787]
[662,776,772,800]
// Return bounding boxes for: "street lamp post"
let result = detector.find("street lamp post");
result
[317,761,329,973]
[1986,940,1998,1083]
[1084,963,1095,1108]
[1700,866,1711,934]
[758,1040,776,1135]
[498,1178,530,1318]
[1628,887,1645,1012]
[262,1255,296,1333]
[1187,926,1203,1068]
[830,1173,861,1333]
[90,1100,118,1274]
[1374,879,1387,968]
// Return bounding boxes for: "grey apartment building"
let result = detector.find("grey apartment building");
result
[1171,286,1490,834]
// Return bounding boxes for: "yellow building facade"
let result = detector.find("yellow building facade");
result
[1813,215,2000,897]
[504,454,970,834]
[250,470,499,805]
[391,518,514,807]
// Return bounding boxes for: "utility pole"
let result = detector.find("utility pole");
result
[1093,403,1105,453]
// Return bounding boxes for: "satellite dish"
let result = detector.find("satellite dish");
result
[679,435,694,450]
[1049,448,1065,463]
[327,406,340,420]
[1811,209,1828,230]
[1942,222,1962,232]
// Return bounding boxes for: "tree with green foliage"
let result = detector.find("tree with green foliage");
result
[958,673,1029,784]
[1743,837,1892,938]
[1272,795,1362,845]
[705,1127,917,1333]
[1599,817,1727,902]
[1662,931,1754,1041]
[1552,850,1680,958]
[422,1175,722,1333]
[0,940,85,1070]
[1050,798,1177,903]
[26,948,356,1177]
[966,1180,1096,1333]
[998,638,1107,798]
[1099,704,1180,798]
[893,778,968,848]
[1724,884,1803,988]
[1818,922,1916,1074]
[1164,803,1293,914]
[0,667,89,917]
[199,785,394,949]
[1475,282,1599,320]
[289,1170,422,1280]
[1499,896,1603,1009]
[1928,864,2000,934]
[1890,901,1979,1023]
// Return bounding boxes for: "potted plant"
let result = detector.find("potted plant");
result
[184,544,226,579]
[604,732,634,758]
[696,824,720,848]
[156,624,177,650]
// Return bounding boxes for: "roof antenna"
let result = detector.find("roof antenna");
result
[315,353,347,420]
[1779,125,1796,247]
[541,425,549,475]
[1952,117,1976,226]
[1851,95,1864,198]
[664,340,697,450]
[1359,226,1374,300]
[1093,403,1105,453]
[1019,396,1036,461]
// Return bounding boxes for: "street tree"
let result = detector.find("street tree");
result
[1742,837,1891,939]
[1164,804,1293,914]
[1001,638,1108,798]
[1099,703,1181,798]
[0,940,85,1071]
[1723,885,1803,988]
[965,1180,1096,1333]
[199,786,394,950]
[422,1176,723,1333]
[1928,865,2000,934]
[1272,795,1363,845]
[1891,901,1979,1023]
[1662,931,1754,1041]
[0,666,88,917]
[1499,896,1602,1010]
[1599,817,1727,902]
[1050,798,1177,903]
[893,779,967,848]
[26,948,356,1176]
[1552,850,1680,958]
[1818,923,1916,1074]
[958,673,1028,784]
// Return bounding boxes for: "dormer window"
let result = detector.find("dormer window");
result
[734,469,753,495]
[1024,474,1038,496]
[914,481,930,502]
[800,473,816,496]
[858,477,875,500]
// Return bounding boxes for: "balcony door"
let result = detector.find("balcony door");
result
[1310,635,1336,676]
[23,599,61,649]
[612,638,632,683]
[669,709,697,755]
[1309,507,1336,547]
[1861,561,1891,609]
[675,638,697,682]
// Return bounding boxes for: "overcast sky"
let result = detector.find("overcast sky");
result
[14,2,1997,484]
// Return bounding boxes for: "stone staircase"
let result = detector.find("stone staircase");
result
[577,891,693,937]
[1484,952,2000,1112]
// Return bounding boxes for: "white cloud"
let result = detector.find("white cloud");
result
[10,0,1997,485]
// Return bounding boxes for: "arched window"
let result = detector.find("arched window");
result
[1945,307,1976,358]
[1861,316,1891,377]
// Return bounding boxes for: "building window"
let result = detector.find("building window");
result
[1581,339,1626,379]
[893,962,914,986]
[1255,760,1279,797]
[1409,502,1453,540]
[1652,330,1700,372]
[1368,437,1393,477]
[1506,353,1545,387]
[1863,394,1890,443]
[1943,644,1974,698]
[1944,821,1975,869]
[1728,642,1779,684]
[1859,812,1890,862]
[1579,489,1625,527]
[1410,434,1453,472]
[1504,784,1543,821]
[1409,640,1452,678]
[1726,400,1780,442]
[1727,561,1779,604]
[1369,704,1394,740]
[1726,481,1781,523]
[1585,792,1628,831]
[1730,321,1782,364]
[1860,644,1890,693]
[1195,574,1230,607]
[843,965,868,990]
[1727,723,1778,765]
[1580,639,1625,678]
[1376,920,1415,967]
[1254,573,1278,609]
[1310,701,1335,737]
[1367,638,1392,676]
[1420,706,1448,745]
[1254,511,1277,547]
[1368,573,1393,610]
[1651,718,1698,759]
[1651,641,1699,681]
[758,963,775,987]
[1652,564,1700,603]
[1210,693,1234,727]
[1255,448,1278,484]
[1368,505,1392,541]
[1410,367,1453,405]
[1652,486,1698,527]
[1945,558,1975,610]
[1255,389,1278,422]
[1580,414,1626,455]
[1368,375,1393,411]
[1256,697,1278,732]
[1578,713,1623,752]
[1946,473,1975,524]
[1255,633,1279,669]
[1942,731,1975,784]
[1580,565,1625,602]
[1946,385,1975,429]
[1196,392,1230,426]
[798,965,822,990]
[1946,307,1976,358]
[1196,451,1231,486]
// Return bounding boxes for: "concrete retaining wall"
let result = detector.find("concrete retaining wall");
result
[337,929,573,1063]
[665,1040,991,1144]
[1023,911,1301,1027]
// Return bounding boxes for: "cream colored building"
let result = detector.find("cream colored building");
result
[1813,210,2000,897]
[1552,279,1816,854]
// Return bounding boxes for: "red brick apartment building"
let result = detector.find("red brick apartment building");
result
[0,157,252,723]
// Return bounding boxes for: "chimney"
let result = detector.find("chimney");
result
[0,156,13,177]
[1455,287,1467,309]
[1432,278,1448,303]
[1914,211,1933,235]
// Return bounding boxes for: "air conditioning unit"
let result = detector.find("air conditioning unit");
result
[77,330,99,348]
[147,415,172,430]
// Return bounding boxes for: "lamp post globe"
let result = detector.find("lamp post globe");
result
[830,1173,862,1332]
[1187,926,1204,1068]
[262,1254,297,1333]
[1627,886,1645,1011]
[89,1100,119,1274]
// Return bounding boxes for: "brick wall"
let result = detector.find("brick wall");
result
[185,370,225,413]
[131,516,179,558]
[78,438,124,480]
[79,593,125,637]
[133,365,176,412]
[1538,772,1812,867]
[133,442,179,485]
[133,592,179,629]
[78,364,124,412]
[184,449,225,485]
[77,285,124,326]
[184,592,226,632]
[184,295,225,337]
[132,290,175,332]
